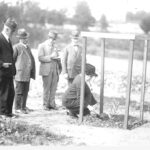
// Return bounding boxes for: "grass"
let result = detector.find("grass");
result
[0,119,72,145]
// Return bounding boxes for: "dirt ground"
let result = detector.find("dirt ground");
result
[10,83,150,148]
[9,95,150,149]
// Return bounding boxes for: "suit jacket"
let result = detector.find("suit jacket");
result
[61,44,82,78]
[38,40,60,76]
[0,33,16,78]
[13,43,36,81]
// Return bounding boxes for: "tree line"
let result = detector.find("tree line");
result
[0,1,97,30]
[1,0,150,48]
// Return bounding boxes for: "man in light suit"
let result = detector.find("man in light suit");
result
[38,31,61,110]
[0,18,17,118]
[62,30,82,85]
[13,28,36,114]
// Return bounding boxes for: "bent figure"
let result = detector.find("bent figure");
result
[62,64,97,117]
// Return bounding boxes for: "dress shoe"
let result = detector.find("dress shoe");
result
[6,113,18,118]
[49,107,58,110]
[15,109,22,113]
[43,106,50,111]
[21,110,28,114]
[67,111,78,118]
[25,107,33,112]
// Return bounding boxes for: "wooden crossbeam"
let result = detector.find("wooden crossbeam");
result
[81,32,135,40]
[136,34,150,40]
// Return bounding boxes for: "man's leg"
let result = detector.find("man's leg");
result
[0,77,9,115]
[22,82,30,110]
[42,72,53,109]
[49,70,59,108]
[6,77,15,115]
[14,81,23,111]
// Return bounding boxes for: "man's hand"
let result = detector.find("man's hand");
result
[51,52,58,59]
[63,73,68,79]
[2,63,12,68]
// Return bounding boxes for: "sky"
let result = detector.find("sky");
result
[2,0,150,21]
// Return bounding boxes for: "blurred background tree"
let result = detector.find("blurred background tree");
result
[46,9,67,25]
[99,14,109,32]
[125,10,150,35]
[139,13,150,34]
[126,11,147,23]
[71,1,96,31]
[0,0,150,59]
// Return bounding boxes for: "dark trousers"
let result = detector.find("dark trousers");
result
[0,77,15,115]
[14,81,29,110]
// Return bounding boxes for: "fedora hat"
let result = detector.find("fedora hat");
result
[16,28,29,39]
[71,30,80,39]
[85,63,98,77]
[75,63,98,77]
[4,18,17,32]
[48,31,58,40]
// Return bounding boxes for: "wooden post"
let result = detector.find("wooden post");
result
[100,38,105,114]
[140,39,148,122]
[124,40,134,129]
[79,37,87,124]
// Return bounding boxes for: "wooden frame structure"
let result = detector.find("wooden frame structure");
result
[79,31,149,129]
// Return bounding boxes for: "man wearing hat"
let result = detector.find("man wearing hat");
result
[62,30,83,86]
[38,31,61,110]
[13,28,36,114]
[62,63,98,118]
[0,18,17,118]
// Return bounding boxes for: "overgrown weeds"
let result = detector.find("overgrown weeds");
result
[0,119,72,145]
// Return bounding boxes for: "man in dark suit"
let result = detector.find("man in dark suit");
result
[0,18,17,118]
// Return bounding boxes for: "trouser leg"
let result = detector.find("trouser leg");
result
[22,82,29,110]
[0,77,8,115]
[0,77,14,115]
[6,78,15,115]
[15,81,23,110]
[49,70,58,108]
[65,98,90,116]
[15,81,29,110]
[42,73,53,108]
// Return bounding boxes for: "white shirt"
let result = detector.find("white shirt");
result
[2,31,9,42]
[19,42,28,48]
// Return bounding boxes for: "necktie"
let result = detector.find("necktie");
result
[8,38,12,46]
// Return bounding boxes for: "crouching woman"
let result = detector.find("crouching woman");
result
[62,64,97,118]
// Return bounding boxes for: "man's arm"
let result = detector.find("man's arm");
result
[38,44,52,63]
